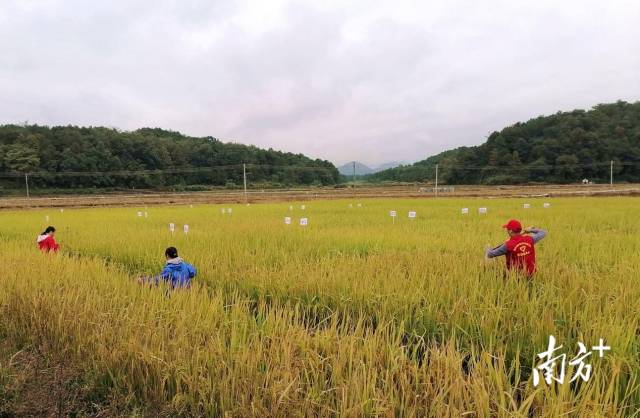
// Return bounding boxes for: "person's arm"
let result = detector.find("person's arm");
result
[486,243,508,259]
[187,263,197,279]
[159,265,173,285]
[144,266,171,286]
[526,228,547,243]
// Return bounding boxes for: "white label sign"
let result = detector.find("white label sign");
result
[300,217,308,226]
[300,205,306,210]
[461,208,469,214]
[190,204,193,208]
[523,203,530,209]
[45,215,49,222]
[221,208,226,214]
[284,216,292,225]
[543,202,551,208]
[60,209,64,213]
[137,211,142,217]
[169,223,175,232]
[390,210,397,217]
[408,211,417,218]
[478,207,487,214]
[183,224,189,234]
[227,208,233,214]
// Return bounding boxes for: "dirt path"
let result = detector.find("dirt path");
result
[1,184,638,210]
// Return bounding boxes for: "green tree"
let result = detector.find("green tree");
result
[554,154,580,182]
[369,100,640,184]
[5,143,40,173]
[0,124,339,190]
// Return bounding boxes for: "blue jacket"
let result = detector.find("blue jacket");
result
[155,257,197,289]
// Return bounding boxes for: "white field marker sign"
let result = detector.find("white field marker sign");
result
[390,210,397,224]
[357,203,362,208]
[169,223,175,234]
[523,203,531,209]
[300,205,306,210]
[60,209,64,213]
[300,217,308,226]
[45,215,49,222]
[478,207,487,214]
[543,202,551,208]
[348,203,353,208]
[221,208,226,214]
[227,208,233,214]
[183,224,189,234]
[137,211,142,217]
[408,211,417,219]
[461,208,469,215]
[289,205,293,211]
[284,216,292,225]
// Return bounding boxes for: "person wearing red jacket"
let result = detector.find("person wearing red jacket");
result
[37,226,60,252]
[485,219,546,276]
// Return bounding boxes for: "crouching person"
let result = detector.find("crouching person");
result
[37,226,60,252]
[139,247,197,289]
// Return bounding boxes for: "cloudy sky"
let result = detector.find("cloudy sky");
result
[1,0,639,166]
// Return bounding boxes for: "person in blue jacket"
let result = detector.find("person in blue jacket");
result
[139,247,197,289]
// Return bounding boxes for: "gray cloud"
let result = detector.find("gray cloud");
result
[1,0,639,165]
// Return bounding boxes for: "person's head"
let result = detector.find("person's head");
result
[165,246,179,260]
[502,219,522,237]
[43,226,56,236]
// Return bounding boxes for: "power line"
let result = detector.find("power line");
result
[381,161,640,171]
[0,164,339,179]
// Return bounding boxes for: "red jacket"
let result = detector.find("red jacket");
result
[37,234,59,252]
[504,234,536,276]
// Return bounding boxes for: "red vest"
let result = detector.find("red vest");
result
[504,234,536,276]
[37,235,59,252]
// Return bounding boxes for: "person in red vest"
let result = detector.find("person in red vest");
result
[485,219,546,276]
[37,226,60,253]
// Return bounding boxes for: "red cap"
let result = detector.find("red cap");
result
[502,219,522,232]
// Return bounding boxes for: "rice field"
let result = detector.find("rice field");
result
[1,197,639,417]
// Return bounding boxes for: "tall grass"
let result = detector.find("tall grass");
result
[1,197,639,416]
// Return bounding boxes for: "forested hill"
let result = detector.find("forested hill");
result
[0,125,339,190]
[370,101,640,184]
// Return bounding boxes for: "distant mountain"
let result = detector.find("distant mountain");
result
[369,101,640,184]
[338,161,407,176]
[338,161,374,176]
[372,161,405,172]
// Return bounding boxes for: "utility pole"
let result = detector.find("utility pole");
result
[435,164,439,198]
[610,160,613,187]
[243,163,247,202]
[25,173,30,198]
[352,161,356,198]
[352,161,356,186]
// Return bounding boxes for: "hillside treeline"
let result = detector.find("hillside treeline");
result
[370,101,640,184]
[0,125,339,190]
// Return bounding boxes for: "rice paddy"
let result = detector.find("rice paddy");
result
[1,197,639,416]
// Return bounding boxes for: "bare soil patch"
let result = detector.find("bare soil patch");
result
[1,184,638,210]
